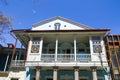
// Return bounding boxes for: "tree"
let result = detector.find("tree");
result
[0,12,12,43]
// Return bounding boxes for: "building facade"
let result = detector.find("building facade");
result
[0,44,26,80]
[0,16,111,80]
[105,35,120,80]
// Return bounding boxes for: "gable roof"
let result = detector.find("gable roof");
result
[32,16,94,29]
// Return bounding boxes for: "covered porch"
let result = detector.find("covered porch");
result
[41,33,91,62]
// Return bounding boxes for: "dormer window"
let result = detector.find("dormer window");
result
[54,23,61,30]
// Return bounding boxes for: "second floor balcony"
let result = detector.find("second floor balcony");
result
[41,53,91,62]
[11,53,108,68]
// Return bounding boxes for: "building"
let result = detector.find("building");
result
[105,34,120,80]
[0,16,111,80]
[0,44,26,79]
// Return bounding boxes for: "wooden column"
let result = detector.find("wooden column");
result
[74,36,77,61]
[74,66,79,80]
[91,66,97,80]
[40,37,43,61]
[53,67,58,80]
[55,37,58,61]
[36,67,40,80]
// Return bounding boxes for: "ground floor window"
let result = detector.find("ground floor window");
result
[80,79,88,80]
[115,74,120,80]
[79,77,88,80]
[46,78,53,80]
[11,78,19,80]
[45,76,53,80]
[97,78,103,80]
[32,77,35,80]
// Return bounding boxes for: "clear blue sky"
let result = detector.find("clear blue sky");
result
[0,0,120,46]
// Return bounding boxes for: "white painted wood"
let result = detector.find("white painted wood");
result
[55,38,58,61]
[74,36,77,61]
[32,20,85,30]
[39,37,43,61]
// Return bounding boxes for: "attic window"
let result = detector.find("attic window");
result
[49,25,51,27]
[54,23,61,30]
[64,25,66,27]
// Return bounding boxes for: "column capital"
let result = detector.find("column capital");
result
[53,66,58,69]
[73,66,79,69]
[73,66,79,71]
[36,66,41,80]
[74,66,79,80]
[53,66,58,80]
[90,66,97,71]
[36,66,41,70]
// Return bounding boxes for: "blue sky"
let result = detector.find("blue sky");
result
[0,0,120,46]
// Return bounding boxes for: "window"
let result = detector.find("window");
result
[108,36,112,42]
[92,36,102,53]
[54,23,61,30]
[92,36,101,41]
[48,49,55,54]
[97,77,104,80]
[93,45,102,53]
[46,77,53,80]
[116,48,120,64]
[80,78,88,80]
[115,74,120,80]
[31,37,41,53]
[11,78,19,80]
[46,78,53,80]
[32,37,41,44]
[97,79,103,80]
[111,49,117,67]
[31,45,40,53]
[32,77,35,80]
[113,36,118,42]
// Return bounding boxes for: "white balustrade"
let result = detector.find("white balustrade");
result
[11,54,92,67]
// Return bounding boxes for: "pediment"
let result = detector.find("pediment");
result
[32,16,93,30]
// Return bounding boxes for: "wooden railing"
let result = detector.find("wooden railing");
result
[11,60,25,67]
[76,54,91,61]
[11,54,91,67]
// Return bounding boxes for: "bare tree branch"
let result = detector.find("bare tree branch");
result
[0,11,12,36]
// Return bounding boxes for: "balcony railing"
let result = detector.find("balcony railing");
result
[11,54,91,67]
[11,60,25,67]
[41,54,91,62]
[57,54,75,61]
[76,54,91,61]
[41,54,55,61]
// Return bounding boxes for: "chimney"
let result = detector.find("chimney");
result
[7,43,14,48]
